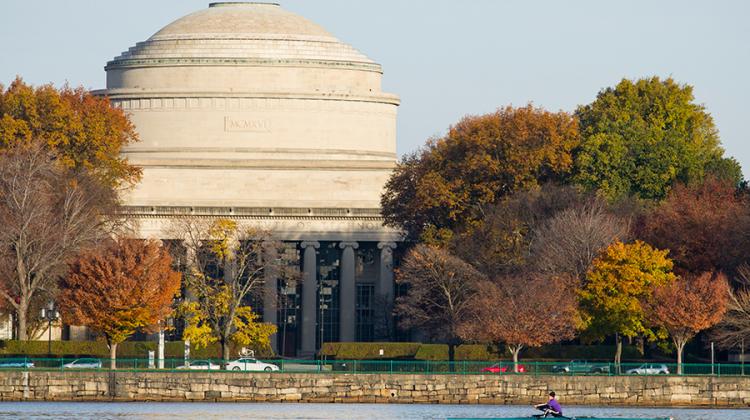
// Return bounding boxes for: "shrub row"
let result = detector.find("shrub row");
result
[0,340,245,359]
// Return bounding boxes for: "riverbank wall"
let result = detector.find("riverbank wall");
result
[1,371,749,407]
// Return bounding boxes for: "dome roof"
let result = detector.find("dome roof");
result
[107,2,376,69]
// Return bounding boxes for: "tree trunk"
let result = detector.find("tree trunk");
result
[676,339,685,375]
[448,341,456,372]
[17,302,28,341]
[221,337,230,369]
[614,333,622,374]
[109,342,118,370]
[510,345,523,373]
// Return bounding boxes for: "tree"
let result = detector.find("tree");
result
[452,184,586,278]
[0,142,117,340]
[0,77,140,188]
[640,177,750,275]
[580,240,676,368]
[382,105,579,242]
[573,77,741,201]
[645,272,729,374]
[59,239,181,369]
[532,200,630,281]
[170,218,281,362]
[394,244,485,362]
[458,273,580,371]
[711,265,750,356]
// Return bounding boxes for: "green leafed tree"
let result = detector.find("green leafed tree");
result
[573,77,742,201]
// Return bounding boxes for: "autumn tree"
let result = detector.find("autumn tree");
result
[0,142,117,340]
[458,273,580,371]
[451,184,585,278]
[532,200,630,281]
[645,272,729,374]
[170,218,281,362]
[640,177,750,275]
[382,105,579,242]
[60,239,181,369]
[712,265,750,356]
[580,240,676,368]
[573,76,741,201]
[394,245,485,362]
[0,77,140,188]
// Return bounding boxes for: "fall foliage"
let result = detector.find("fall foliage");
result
[59,239,181,368]
[580,240,676,366]
[645,272,729,374]
[169,218,282,361]
[0,141,117,340]
[0,77,140,188]
[394,244,485,361]
[640,177,750,275]
[382,105,579,242]
[458,273,580,371]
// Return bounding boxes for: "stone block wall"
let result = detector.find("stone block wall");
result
[1,371,749,407]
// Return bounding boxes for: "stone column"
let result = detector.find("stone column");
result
[377,242,397,304]
[263,244,279,354]
[300,241,319,356]
[339,241,359,342]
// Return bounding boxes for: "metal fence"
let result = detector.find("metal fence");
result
[0,357,748,376]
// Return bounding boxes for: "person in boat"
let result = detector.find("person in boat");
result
[534,391,563,418]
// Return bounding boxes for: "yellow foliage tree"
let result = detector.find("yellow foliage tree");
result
[580,240,676,368]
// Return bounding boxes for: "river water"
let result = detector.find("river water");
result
[0,403,743,420]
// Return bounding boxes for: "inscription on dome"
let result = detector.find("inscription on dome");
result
[224,116,271,132]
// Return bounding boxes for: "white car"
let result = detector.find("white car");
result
[62,358,102,369]
[225,357,279,372]
[626,363,670,375]
[177,360,222,370]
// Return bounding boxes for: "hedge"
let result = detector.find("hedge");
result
[0,340,274,359]
[322,342,641,361]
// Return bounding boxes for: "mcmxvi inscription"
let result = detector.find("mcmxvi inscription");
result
[224,116,271,132]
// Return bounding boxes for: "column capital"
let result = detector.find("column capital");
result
[339,241,359,250]
[377,241,397,250]
[300,241,320,249]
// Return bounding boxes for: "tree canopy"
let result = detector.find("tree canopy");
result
[382,105,579,242]
[573,77,741,201]
[0,77,140,188]
[60,239,181,368]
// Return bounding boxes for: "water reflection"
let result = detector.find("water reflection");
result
[0,402,742,420]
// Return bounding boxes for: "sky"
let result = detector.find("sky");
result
[1,0,749,173]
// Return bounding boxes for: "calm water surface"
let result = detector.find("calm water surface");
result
[0,402,743,420]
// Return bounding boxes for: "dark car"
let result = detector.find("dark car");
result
[552,360,609,374]
[482,362,526,373]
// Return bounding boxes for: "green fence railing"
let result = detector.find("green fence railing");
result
[0,357,747,376]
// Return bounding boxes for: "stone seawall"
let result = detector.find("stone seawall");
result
[1,371,749,407]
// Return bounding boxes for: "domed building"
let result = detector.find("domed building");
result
[100,2,401,356]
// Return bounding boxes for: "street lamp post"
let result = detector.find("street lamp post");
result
[40,301,59,355]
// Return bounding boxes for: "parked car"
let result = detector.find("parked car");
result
[626,363,669,375]
[176,360,222,370]
[552,360,609,374]
[481,363,526,373]
[62,358,102,369]
[225,357,279,372]
[0,358,34,369]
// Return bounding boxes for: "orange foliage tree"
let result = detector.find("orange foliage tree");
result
[0,77,140,188]
[59,239,181,369]
[645,272,729,374]
[382,105,579,242]
[458,273,580,371]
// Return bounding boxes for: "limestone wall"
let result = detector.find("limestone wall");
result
[1,372,749,406]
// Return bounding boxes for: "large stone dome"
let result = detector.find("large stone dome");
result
[100,2,400,241]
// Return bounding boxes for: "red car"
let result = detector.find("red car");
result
[482,363,526,373]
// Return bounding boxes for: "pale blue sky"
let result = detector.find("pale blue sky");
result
[1,0,748,173]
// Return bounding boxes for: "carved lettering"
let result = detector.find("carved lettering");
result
[224,116,271,132]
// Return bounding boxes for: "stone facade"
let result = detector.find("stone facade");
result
[92,2,403,355]
[1,372,749,406]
